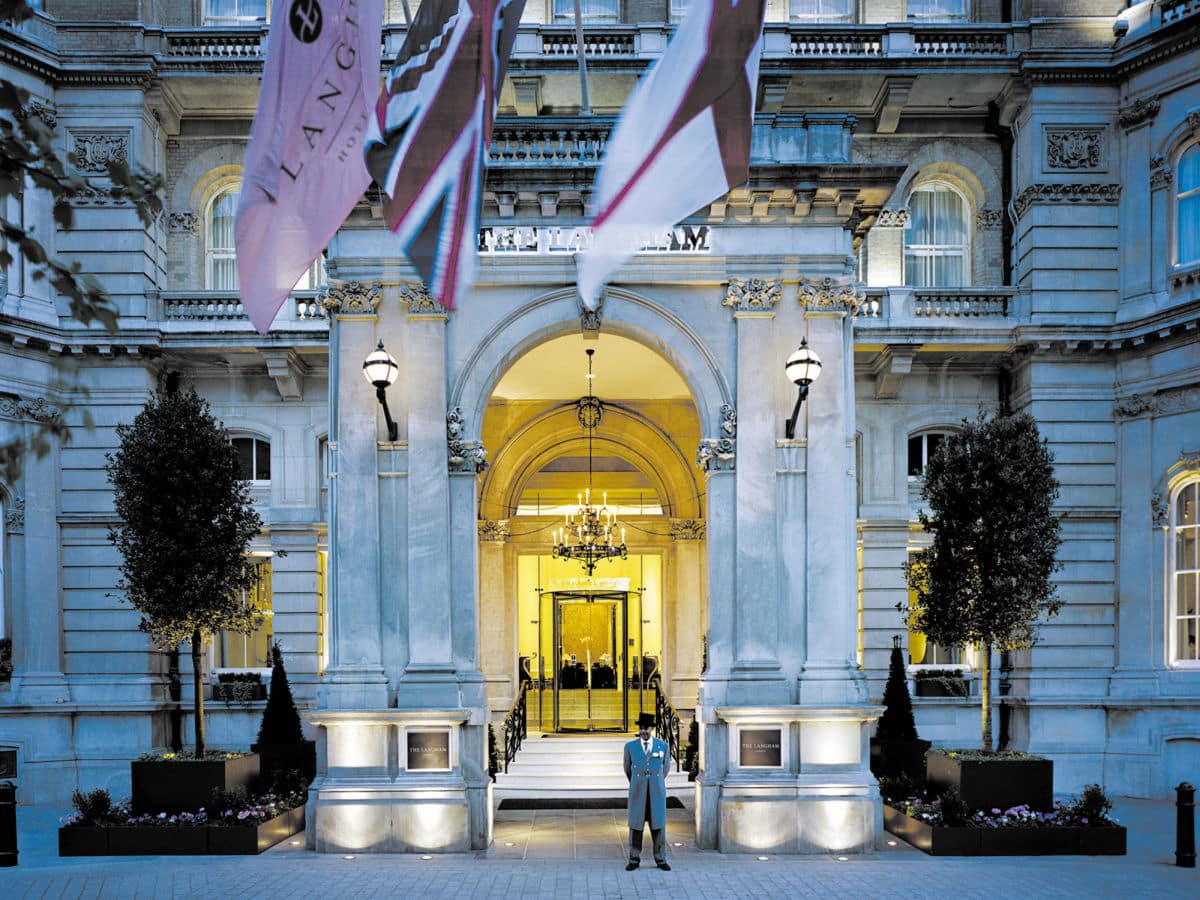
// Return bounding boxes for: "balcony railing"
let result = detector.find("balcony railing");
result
[487,121,612,166]
[159,291,327,326]
[855,286,1016,327]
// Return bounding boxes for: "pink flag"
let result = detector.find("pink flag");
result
[576,0,765,310]
[236,0,383,334]
[364,0,525,311]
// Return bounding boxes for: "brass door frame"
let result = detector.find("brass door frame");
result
[543,590,633,733]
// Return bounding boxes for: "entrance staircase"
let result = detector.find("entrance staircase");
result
[493,734,692,802]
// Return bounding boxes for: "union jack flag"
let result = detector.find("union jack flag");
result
[365,0,525,310]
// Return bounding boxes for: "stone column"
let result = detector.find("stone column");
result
[798,277,868,705]
[667,519,705,709]
[319,282,388,709]
[724,277,786,703]
[477,522,512,709]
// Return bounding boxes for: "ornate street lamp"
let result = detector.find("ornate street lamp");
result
[784,337,822,439]
[362,339,399,441]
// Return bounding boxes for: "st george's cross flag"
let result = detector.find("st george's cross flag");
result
[575,0,766,310]
[236,0,383,335]
[365,0,525,310]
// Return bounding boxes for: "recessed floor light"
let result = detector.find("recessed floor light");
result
[420,854,433,860]
[673,842,683,847]
[757,855,769,861]
[886,840,897,847]
[836,856,849,861]
[342,855,355,860]
[504,842,515,847]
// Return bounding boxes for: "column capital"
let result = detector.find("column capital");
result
[4,494,24,534]
[722,277,781,316]
[402,281,449,318]
[797,276,866,316]
[669,518,706,541]
[447,407,488,473]
[696,403,737,472]
[477,519,510,542]
[319,279,382,316]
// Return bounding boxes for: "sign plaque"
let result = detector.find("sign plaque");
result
[406,730,451,771]
[738,728,782,768]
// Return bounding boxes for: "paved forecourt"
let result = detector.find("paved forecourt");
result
[1,798,1196,898]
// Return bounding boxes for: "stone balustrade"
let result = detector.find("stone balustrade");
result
[913,288,1011,317]
[854,286,1016,328]
[487,124,611,166]
[159,291,327,326]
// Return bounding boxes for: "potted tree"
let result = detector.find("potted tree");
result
[871,638,931,795]
[904,411,1062,811]
[107,384,266,813]
[252,641,317,787]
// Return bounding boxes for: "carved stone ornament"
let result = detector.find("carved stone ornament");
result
[875,209,910,228]
[168,211,197,233]
[16,99,57,129]
[669,518,706,541]
[976,208,1004,230]
[1150,155,1173,191]
[1118,97,1160,130]
[1188,110,1200,133]
[447,407,488,473]
[319,280,382,314]
[1151,492,1167,527]
[400,281,444,314]
[580,289,603,332]
[71,132,128,174]
[1156,386,1200,416]
[797,276,866,314]
[723,277,782,313]
[696,404,737,472]
[478,519,510,541]
[0,394,63,423]
[1045,129,1103,170]
[1114,393,1159,419]
[1013,183,1122,219]
[5,495,24,533]
[1180,450,1200,470]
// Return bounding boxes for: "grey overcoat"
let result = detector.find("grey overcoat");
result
[624,736,668,830]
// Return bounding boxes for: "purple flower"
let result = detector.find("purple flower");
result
[1081,817,1088,825]
[237,810,251,820]
[991,808,1001,815]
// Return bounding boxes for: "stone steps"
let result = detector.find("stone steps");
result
[494,733,691,800]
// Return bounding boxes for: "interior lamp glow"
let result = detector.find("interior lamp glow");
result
[783,337,822,439]
[362,339,400,441]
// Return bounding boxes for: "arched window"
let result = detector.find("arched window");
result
[1177,141,1200,267]
[908,0,968,21]
[790,0,854,21]
[232,436,271,483]
[1170,478,1200,666]
[905,183,969,287]
[206,186,239,290]
[552,0,618,22]
[907,430,952,482]
[204,0,268,25]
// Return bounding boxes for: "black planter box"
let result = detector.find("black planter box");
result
[870,737,932,788]
[58,826,109,856]
[108,826,210,856]
[131,754,260,814]
[207,810,298,854]
[914,679,968,698]
[251,740,317,787]
[884,806,1126,856]
[926,752,1053,812]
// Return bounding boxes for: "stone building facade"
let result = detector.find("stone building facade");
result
[1,0,1198,854]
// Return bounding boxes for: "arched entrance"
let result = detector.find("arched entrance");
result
[475,330,706,732]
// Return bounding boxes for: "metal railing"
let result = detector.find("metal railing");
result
[654,685,682,773]
[501,682,528,774]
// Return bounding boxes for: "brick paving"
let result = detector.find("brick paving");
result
[1,798,1196,898]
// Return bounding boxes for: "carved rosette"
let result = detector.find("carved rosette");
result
[1045,129,1103,170]
[168,211,197,233]
[447,407,488,473]
[1114,393,1158,419]
[0,394,64,423]
[401,281,444,314]
[70,132,128,174]
[797,276,866,314]
[875,209,910,228]
[696,404,737,472]
[478,519,510,542]
[669,518,705,541]
[1150,155,1173,191]
[319,280,382,314]
[1151,493,1167,527]
[1013,183,1122,219]
[723,277,782,313]
[1118,97,1160,130]
[5,496,24,534]
[976,209,1003,230]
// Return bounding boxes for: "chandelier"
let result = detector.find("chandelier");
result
[551,348,628,575]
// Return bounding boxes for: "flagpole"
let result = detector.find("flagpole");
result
[572,0,592,115]
[400,0,412,26]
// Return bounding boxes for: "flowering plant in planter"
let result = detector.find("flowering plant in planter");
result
[894,784,1120,829]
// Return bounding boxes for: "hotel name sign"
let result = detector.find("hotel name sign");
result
[479,225,712,255]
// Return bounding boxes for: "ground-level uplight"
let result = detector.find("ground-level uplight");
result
[757,855,769,861]
[343,855,356,860]
[421,854,433,860]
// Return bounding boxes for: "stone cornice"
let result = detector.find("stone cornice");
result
[1013,183,1122,219]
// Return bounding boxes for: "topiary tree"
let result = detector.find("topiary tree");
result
[876,640,918,742]
[107,385,264,757]
[903,411,1063,751]
[257,641,305,746]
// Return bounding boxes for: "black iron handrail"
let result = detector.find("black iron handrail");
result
[654,685,682,773]
[502,682,528,774]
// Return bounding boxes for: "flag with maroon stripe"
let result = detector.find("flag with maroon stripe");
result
[576,0,765,310]
[365,0,524,310]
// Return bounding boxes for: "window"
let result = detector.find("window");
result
[907,0,968,21]
[906,552,966,667]
[905,184,969,287]
[552,0,618,22]
[1177,142,1200,267]
[233,436,271,482]
[1171,480,1200,665]
[295,253,327,292]
[214,558,273,669]
[204,0,268,25]
[907,432,949,481]
[206,186,239,290]
[669,0,691,20]
[790,0,854,22]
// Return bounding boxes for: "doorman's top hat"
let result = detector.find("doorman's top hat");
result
[636,712,656,729]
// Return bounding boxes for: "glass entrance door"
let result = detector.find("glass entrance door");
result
[544,590,629,732]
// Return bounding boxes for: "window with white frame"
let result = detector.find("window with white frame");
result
[294,252,327,292]
[204,0,268,25]
[214,558,273,669]
[1171,479,1200,665]
[790,0,855,22]
[206,186,239,290]
[552,0,619,22]
[232,436,271,483]
[907,431,951,481]
[669,0,691,21]
[905,183,970,287]
[907,0,968,21]
[906,552,968,667]
[1177,141,1200,267]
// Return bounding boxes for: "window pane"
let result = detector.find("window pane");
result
[552,0,618,19]
[934,188,967,244]
[255,439,271,481]
[934,253,966,286]
[211,257,238,291]
[1179,144,1200,194]
[909,0,967,18]
[1179,194,1200,265]
[1180,573,1198,617]
[233,438,253,480]
[907,436,923,477]
[909,190,933,244]
[790,0,854,19]
[1179,528,1198,572]
[1179,615,1197,661]
[1180,484,1198,526]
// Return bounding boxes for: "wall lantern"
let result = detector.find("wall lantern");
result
[362,339,399,441]
[784,337,822,439]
